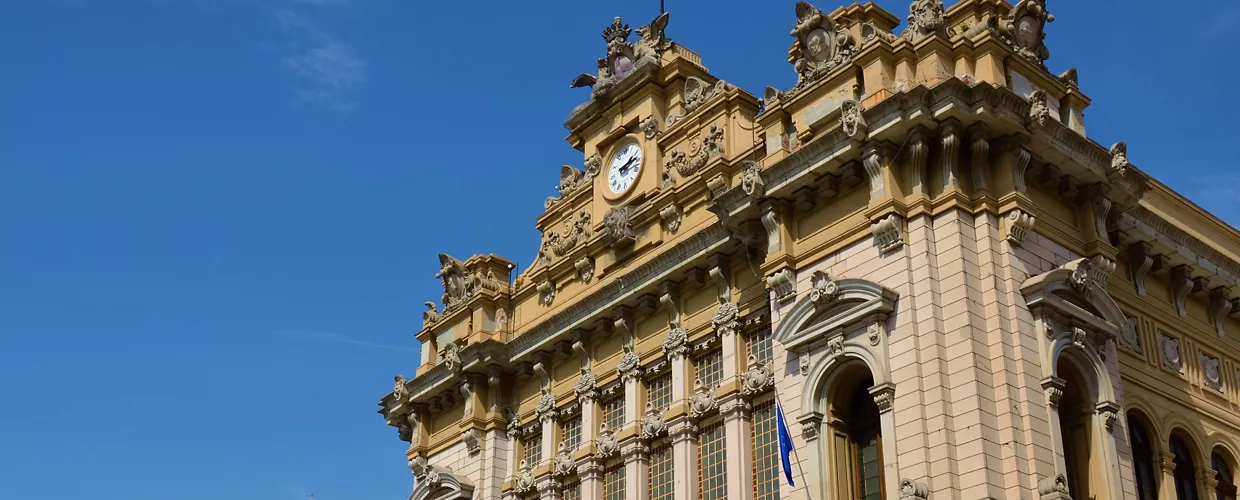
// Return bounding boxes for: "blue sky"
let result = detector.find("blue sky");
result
[1,0,1237,499]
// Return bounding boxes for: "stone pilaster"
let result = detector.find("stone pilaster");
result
[670,417,700,500]
[720,394,752,500]
[623,439,650,500]
[578,458,604,500]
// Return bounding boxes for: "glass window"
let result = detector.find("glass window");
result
[521,432,541,465]
[647,373,673,411]
[752,398,779,500]
[1171,436,1199,500]
[1129,416,1158,500]
[694,349,724,388]
[562,415,582,451]
[602,393,625,430]
[603,459,625,500]
[698,420,728,500]
[1214,452,1236,500]
[562,480,581,500]
[649,439,674,500]
[746,327,773,363]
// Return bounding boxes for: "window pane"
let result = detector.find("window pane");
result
[649,440,674,500]
[522,433,542,465]
[562,480,581,500]
[695,350,724,388]
[699,421,728,500]
[604,460,625,500]
[603,394,625,430]
[746,327,773,362]
[562,415,582,450]
[752,398,779,500]
[647,373,673,411]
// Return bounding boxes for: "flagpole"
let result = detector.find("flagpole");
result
[775,391,816,500]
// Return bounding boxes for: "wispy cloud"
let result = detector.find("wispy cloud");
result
[275,7,367,112]
[276,329,417,352]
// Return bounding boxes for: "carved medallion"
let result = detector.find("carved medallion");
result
[1161,334,1182,373]
[742,354,775,395]
[689,379,718,418]
[902,0,947,40]
[514,460,536,493]
[553,442,575,477]
[1202,353,1223,392]
[595,422,619,458]
[712,302,741,337]
[1119,317,1141,353]
[662,327,689,360]
[788,2,858,90]
[1000,0,1054,67]
[640,402,667,440]
[809,270,840,305]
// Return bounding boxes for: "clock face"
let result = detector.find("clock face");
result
[607,143,642,195]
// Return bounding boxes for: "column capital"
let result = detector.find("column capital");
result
[576,458,604,480]
[720,393,752,420]
[1159,450,1177,474]
[668,417,699,443]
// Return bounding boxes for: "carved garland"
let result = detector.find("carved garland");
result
[664,124,724,178]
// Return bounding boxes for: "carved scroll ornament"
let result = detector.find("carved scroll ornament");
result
[788,2,858,91]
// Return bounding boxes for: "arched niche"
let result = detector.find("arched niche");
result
[1022,257,1128,500]
[409,467,475,500]
[773,273,900,500]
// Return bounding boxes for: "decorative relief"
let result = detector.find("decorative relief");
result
[1003,209,1036,245]
[574,257,595,283]
[557,165,592,198]
[421,302,440,327]
[810,270,840,305]
[662,327,689,360]
[659,204,682,232]
[504,408,519,438]
[840,99,866,139]
[901,0,948,41]
[602,205,637,248]
[393,374,410,402]
[535,392,557,422]
[461,428,482,455]
[861,22,897,44]
[514,460,536,493]
[689,378,719,418]
[640,115,660,139]
[1038,474,1071,500]
[553,442,575,477]
[1171,265,1195,317]
[537,279,556,306]
[595,422,619,458]
[409,454,429,481]
[540,209,592,263]
[1027,89,1051,129]
[868,322,882,346]
[872,214,905,252]
[999,0,1055,68]
[436,254,472,313]
[616,349,642,382]
[1097,401,1121,431]
[799,353,811,375]
[665,124,725,178]
[640,402,667,440]
[439,342,462,374]
[683,76,731,115]
[1110,142,1131,176]
[1127,242,1155,296]
[899,478,930,500]
[1161,333,1182,373]
[740,161,766,199]
[574,372,598,404]
[569,13,672,99]
[712,301,741,337]
[1209,288,1232,338]
[788,2,858,91]
[1202,353,1223,392]
[742,354,775,396]
[763,86,786,109]
[1119,317,1142,353]
[826,335,845,359]
[1059,67,1079,88]
[766,268,796,302]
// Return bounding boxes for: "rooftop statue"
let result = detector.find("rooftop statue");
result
[570,13,672,99]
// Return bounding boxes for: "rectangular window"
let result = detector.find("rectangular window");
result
[746,327,773,363]
[603,460,626,500]
[602,393,625,430]
[649,439,674,500]
[694,349,724,388]
[562,479,581,500]
[698,420,728,500]
[646,373,673,411]
[752,398,779,500]
[521,432,542,465]
[562,415,582,451]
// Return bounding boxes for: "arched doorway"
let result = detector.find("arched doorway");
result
[823,362,883,500]
[1057,358,1095,500]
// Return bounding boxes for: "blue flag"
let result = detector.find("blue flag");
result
[776,401,796,486]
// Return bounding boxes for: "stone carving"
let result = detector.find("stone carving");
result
[409,454,429,480]
[763,86,786,109]
[810,270,840,305]
[1038,474,1071,500]
[1070,326,1088,349]
[761,202,782,254]
[1027,89,1051,129]
[553,442,575,477]
[840,99,866,139]
[504,407,519,438]
[766,269,796,301]
[659,204,682,232]
[460,379,474,417]
[439,342,462,374]
[684,76,731,114]
[537,279,555,306]
[1127,242,1154,296]
[595,422,619,458]
[535,392,557,422]
[393,374,410,402]
[616,349,642,382]
[1067,259,1091,294]
[575,257,595,283]
[1209,288,1232,338]
[941,122,962,189]
[1171,265,1195,317]
[1110,142,1130,176]
[868,322,882,346]
[641,402,667,440]
[872,214,905,251]
[1161,334,1182,373]
[638,115,662,141]
[799,353,811,375]
[742,354,775,395]
[664,113,684,128]
[540,209,592,262]
[861,22,898,44]
[999,0,1054,68]
[740,160,765,199]
[1003,209,1036,245]
[899,478,930,500]
[558,165,592,198]
[602,205,637,248]
[662,327,689,360]
[514,460,536,493]
[665,124,725,179]
[712,301,741,337]
[421,302,440,327]
[788,2,858,90]
[902,0,947,40]
[574,372,597,405]
[1097,401,1120,431]
[1202,353,1223,392]
[436,254,471,313]
[826,335,845,359]
[1119,317,1142,353]
[461,428,482,454]
[689,378,718,418]
[569,14,671,98]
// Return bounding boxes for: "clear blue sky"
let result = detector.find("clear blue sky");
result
[1,1,1236,499]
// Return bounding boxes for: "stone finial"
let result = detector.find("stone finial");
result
[902,0,948,41]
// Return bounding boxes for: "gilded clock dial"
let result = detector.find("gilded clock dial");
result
[607,143,642,195]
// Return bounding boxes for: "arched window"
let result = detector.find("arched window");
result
[1127,415,1158,500]
[1214,451,1236,500]
[1171,435,1200,500]
[826,368,883,500]
[1057,358,1095,500]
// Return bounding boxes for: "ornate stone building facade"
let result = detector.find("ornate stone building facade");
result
[379,2,1240,500]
